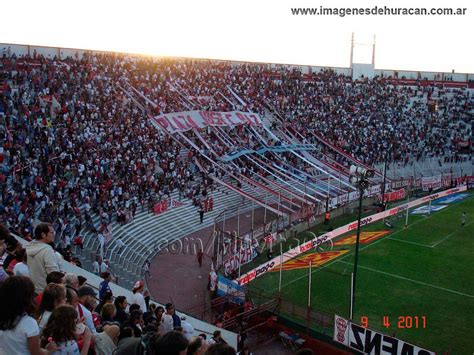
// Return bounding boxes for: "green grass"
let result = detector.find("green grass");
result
[248,191,474,354]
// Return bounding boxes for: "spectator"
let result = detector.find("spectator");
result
[99,272,113,301]
[113,295,129,324]
[13,248,30,277]
[126,309,144,337]
[187,336,208,355]
[101,303,117,324]
[65,273,80,291]
[161,303,181,332]
[95,290,114,314]
[0,224,21,271]
[153,330,188,355]
[143,303,157,325]
[26,223,60,293]
[130,280,147,313]
[35,271,65,306]
[41,304,92,355]
[197,249,204,268]
[92,256,102,276]
[0,276,59,354]
[38,283,67,331]
[208,330,226,345]
[66,287,80,308]
[73,235,84,251]
[144,259,151,278]
[77,276,87,287]
[209,270,218,299]
[155,305,165,326]
[77,286,98,334]
[180,315,195,340]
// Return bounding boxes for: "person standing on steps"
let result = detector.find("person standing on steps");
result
[197,249,204,267]
[144,259,151,278]
[199,206,204,224]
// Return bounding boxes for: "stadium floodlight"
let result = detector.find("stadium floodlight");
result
[349,165,375,178]
[348,165,372,321]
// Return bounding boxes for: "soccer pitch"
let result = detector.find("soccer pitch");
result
[248,191,474,354]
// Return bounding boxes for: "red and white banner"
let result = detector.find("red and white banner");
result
[379,188,406,203]
[150,110,262,134]
[421,175,442,191]
[237,185,467,285]
[171,199,186,208]
[223,245,258,276]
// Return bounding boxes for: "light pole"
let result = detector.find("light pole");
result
[380,149,389,211]
[349,165,373,321]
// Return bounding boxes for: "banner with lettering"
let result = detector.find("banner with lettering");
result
[150,110,262,134]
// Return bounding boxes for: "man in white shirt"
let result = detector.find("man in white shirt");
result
[180,315,195,340]
[116,238,125,252]
[98,233,105,258]
[92,257,101,275]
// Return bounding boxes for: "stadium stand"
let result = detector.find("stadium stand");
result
[0,43,472,353]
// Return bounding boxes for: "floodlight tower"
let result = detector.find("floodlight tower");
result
[349,165,375,320]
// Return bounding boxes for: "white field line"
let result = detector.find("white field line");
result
[273,194,474,292]
[431,220,474,247]
[336,260,474,298]
[271,215,432,292]
[386,237,433,248]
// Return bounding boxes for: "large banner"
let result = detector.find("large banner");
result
[150,110,262,133]
[421,175,442,191]
[334,315,435,354]
[222,234,259,276]
[237,185,467,285]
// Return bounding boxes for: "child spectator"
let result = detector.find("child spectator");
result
[38,283,67,332]
[13,248,30,277]
[41,304,93,355]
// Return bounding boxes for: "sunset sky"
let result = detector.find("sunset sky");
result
[2,0,473,73]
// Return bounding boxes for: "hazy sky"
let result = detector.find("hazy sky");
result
[2,0,473,73]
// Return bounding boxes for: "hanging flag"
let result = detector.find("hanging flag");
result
[171,199,186,208]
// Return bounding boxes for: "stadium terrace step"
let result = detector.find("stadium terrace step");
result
[77,180,281,286]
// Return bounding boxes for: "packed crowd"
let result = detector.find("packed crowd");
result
[0,53,208,255]
[1,222,244,355]
[0,50,471,265]
[1,48,469,355]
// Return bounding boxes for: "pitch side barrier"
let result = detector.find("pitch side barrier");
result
[237,185,467,285]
